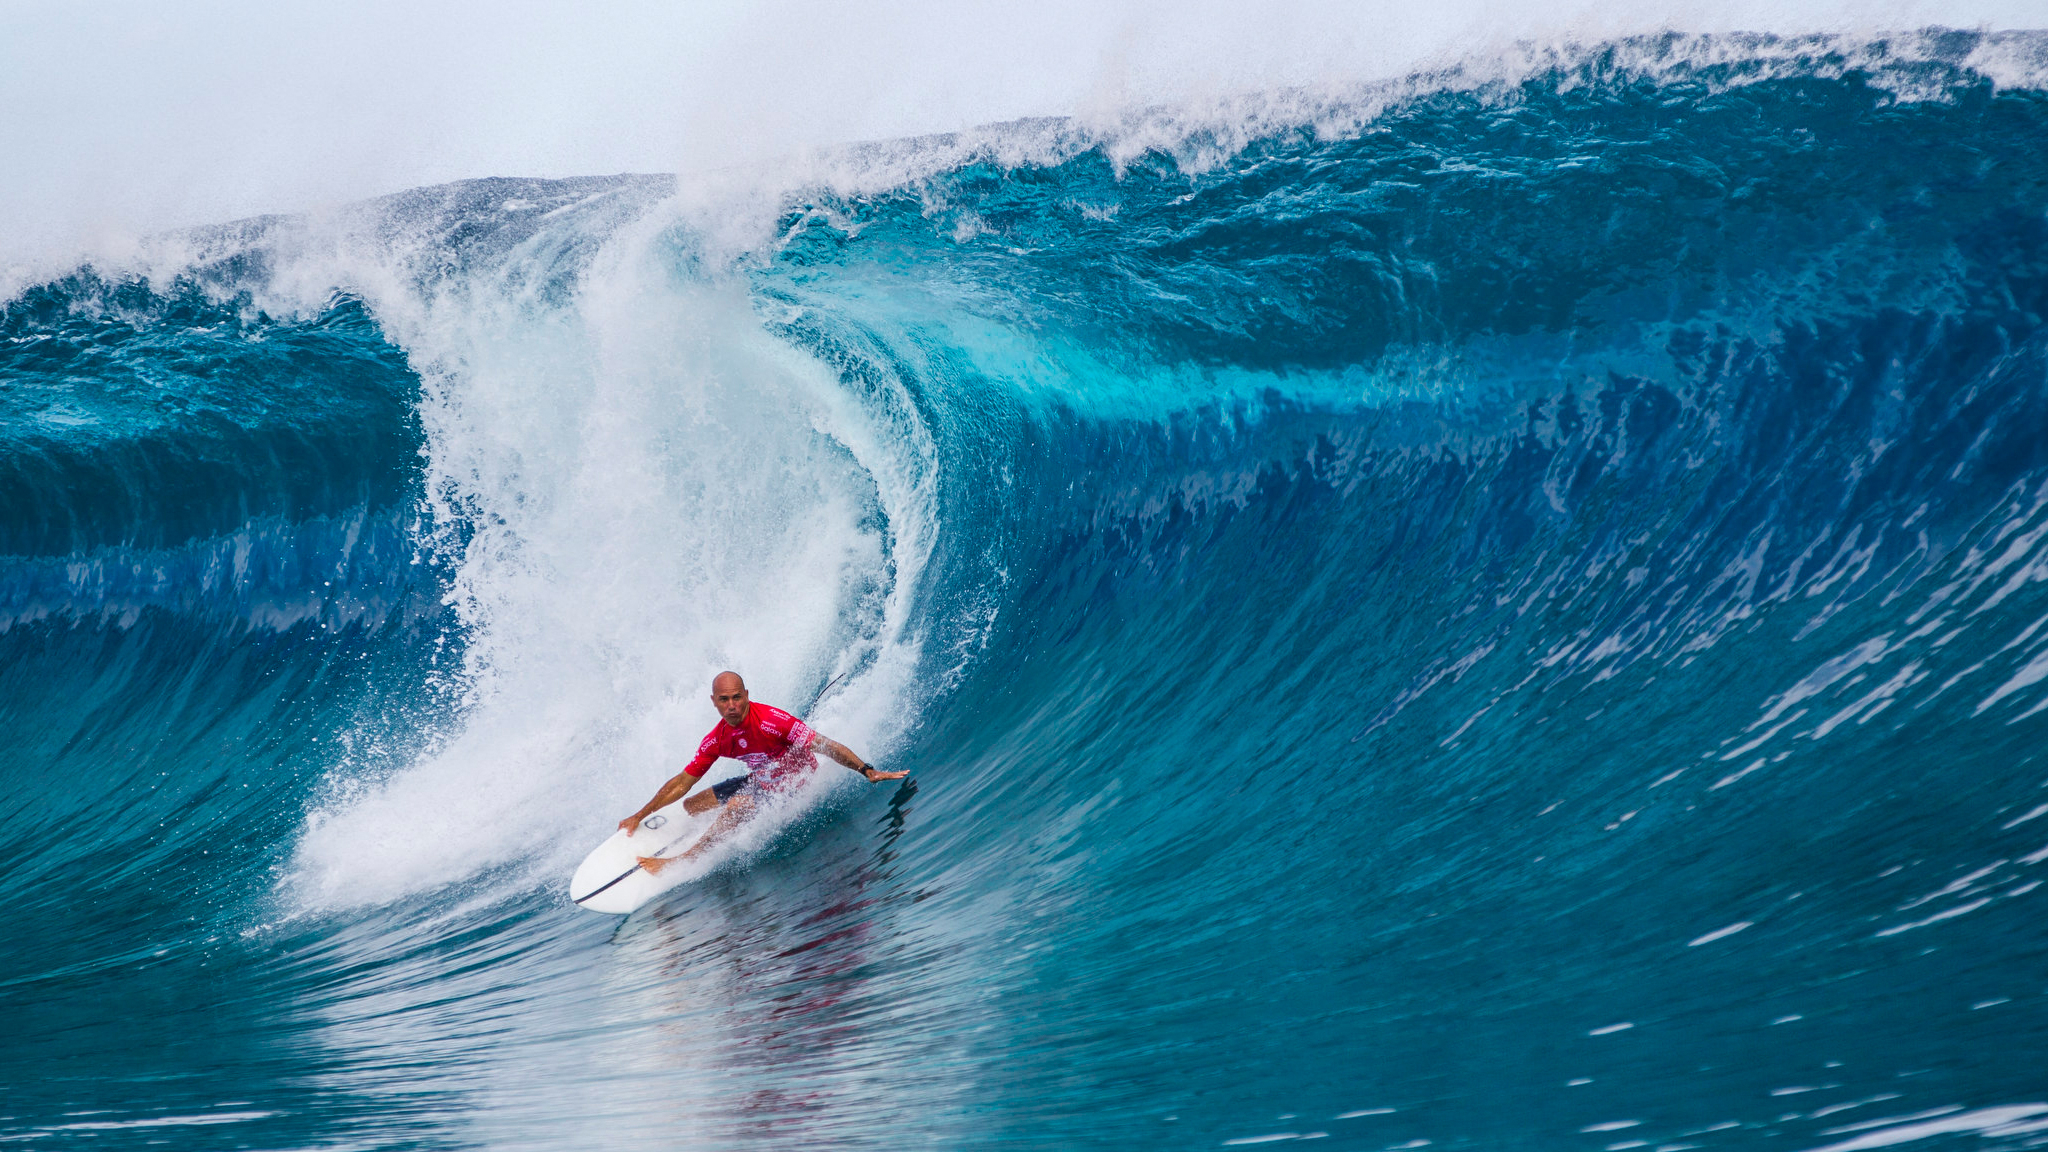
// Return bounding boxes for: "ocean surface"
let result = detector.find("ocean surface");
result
[5,30,2048,1151]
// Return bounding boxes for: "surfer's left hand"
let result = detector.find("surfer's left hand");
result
[862,767,909,782]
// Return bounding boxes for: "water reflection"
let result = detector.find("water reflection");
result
[273,784,951,1150]
[614,781,928,1144]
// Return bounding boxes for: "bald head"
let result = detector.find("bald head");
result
[710,671,750,727]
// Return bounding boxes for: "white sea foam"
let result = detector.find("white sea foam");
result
[249,188,945,910]
[1800,1104,2048,1152]
[1874,897,1992,937]
[1687,920,1753,946]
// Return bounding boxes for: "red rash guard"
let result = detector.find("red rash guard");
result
[683,702,817,788]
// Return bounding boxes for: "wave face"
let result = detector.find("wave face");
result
[6,33,2048,1151]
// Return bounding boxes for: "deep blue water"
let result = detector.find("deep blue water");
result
[5,31,2048,1151]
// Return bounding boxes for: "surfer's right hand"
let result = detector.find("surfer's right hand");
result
[618,815,640,835]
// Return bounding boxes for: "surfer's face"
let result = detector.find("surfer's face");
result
[712,679,750,726]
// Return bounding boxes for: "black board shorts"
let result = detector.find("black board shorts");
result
[711,774,753,803]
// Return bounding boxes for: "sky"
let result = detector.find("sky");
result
[1,0,2041,273]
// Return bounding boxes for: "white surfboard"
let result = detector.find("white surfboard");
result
[568,801,713,915]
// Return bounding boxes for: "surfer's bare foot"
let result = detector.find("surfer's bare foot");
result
[636,855,670,874]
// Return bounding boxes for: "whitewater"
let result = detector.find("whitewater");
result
[5,26,2048,1151]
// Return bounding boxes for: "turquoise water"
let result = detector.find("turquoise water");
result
[5,33,2048,1151]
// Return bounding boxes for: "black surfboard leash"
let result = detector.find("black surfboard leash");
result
[571,820,696,905]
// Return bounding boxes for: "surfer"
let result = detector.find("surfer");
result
[620,671,906,873]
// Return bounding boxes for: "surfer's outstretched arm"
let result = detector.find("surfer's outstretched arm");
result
[811,734,909,782]
[620,769,707,834]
